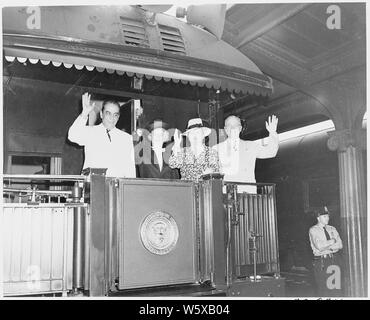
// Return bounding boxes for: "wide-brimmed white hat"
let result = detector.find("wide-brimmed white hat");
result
[183,118,211,136]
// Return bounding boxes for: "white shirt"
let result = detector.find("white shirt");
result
[213,134,279,193]
[309,224,343,256]
[68,115,136,178]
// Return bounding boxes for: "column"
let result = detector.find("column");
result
[83,168,108,296]
[327,129,367,297]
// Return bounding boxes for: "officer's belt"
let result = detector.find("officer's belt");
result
[313,252,338,260]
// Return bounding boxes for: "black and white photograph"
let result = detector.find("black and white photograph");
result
[0,0,367,303]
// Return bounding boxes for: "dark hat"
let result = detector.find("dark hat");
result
[316,206,330,218]
[146,119,170,132]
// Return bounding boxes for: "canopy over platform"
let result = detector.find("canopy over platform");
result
[2,6,273,96]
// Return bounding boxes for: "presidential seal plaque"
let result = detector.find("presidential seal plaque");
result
[140,211,179,255]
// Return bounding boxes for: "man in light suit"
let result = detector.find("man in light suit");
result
[213,115,279,193]
[68,93,136,178]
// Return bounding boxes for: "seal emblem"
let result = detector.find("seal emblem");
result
[140,211,179,255]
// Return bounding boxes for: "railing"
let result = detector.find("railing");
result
[224,182,280,280]
[2,173,281,296]
[2,174,86,204]
[2,175,87,296]
[2,204,74,296]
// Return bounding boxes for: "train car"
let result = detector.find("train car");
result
[2,3,367,298]
[1,5,284,297]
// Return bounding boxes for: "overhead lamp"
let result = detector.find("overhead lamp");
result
[132,76,143,91]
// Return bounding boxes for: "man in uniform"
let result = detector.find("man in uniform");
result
[309,207,343,297]
[68,93,136,177]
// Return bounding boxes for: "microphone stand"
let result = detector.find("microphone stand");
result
[249,231,262,282]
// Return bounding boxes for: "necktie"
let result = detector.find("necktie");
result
[323,226,331,241]
[106,129,111,142]
[152,148,164,171]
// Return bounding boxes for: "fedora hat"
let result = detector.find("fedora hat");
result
[146,119,170,132]
[183,118,211,136]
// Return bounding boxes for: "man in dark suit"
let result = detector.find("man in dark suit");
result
[137,119,180,180]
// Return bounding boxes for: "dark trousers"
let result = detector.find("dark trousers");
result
[312,254,343,297]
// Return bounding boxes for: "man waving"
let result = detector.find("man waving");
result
[68,93,135,177]
[214,115,279,193]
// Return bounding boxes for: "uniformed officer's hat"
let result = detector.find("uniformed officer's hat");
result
[316,206,330,217]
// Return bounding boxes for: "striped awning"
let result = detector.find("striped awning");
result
[3,34,273,95]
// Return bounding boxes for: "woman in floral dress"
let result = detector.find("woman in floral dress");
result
[169,118,219,181]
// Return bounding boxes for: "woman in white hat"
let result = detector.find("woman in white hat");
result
[169,118,219,181]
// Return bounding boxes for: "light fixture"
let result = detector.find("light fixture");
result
[132,76,143,91]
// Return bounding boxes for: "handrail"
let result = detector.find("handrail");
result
[3,188,73,195]
[2,174,86,181]
[223,181,276,187]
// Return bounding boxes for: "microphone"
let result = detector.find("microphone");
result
[249,230,262,238]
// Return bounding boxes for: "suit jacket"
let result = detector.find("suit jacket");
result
[138,149,180,180]
[213,135,279,193]
[68,115,136,177]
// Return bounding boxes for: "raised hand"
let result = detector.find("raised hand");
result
[265,115,278,134]
[81,93,95,117]
[173,129,182,149]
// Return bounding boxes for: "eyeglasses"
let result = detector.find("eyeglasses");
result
[103,110,120,119]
